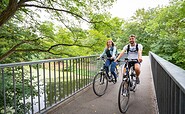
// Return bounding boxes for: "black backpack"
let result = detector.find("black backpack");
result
[127,44,138,54]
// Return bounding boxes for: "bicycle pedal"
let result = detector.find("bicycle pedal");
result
[108,78,112,82]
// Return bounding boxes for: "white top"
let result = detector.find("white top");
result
[123,43,143,60]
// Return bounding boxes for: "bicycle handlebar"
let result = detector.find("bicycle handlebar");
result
[117,58,138,63]
[97,57,113,60]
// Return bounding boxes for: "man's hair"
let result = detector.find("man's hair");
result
[129,34,136,38]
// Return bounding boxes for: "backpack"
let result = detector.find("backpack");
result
[127,44,138,54]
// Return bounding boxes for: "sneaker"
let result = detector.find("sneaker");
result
[115,78,117,83]
[122,89,127,97]
[136,77,140,84]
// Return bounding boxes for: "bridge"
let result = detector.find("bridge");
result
[0,52,185,114]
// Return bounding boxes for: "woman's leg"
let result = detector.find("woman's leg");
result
[110,61,117,81]
[105,59,111,77]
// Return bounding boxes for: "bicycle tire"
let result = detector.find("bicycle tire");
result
[92,72,108,96]
[118,80,130,113]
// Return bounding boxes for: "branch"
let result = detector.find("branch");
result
[0,39,39,62]
[47,43,92,51]
[22,4,103,24]
[15,48,75,57]
[14,43,93,56]
[21,7,41,26]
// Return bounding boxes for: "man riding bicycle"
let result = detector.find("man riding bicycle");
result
[98,40,118,82]
[115,35,143,84]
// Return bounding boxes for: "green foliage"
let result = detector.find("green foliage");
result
[0,1,117,113]
[118,1,185,69]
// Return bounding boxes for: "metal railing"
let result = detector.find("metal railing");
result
[149,52,185,114]
[0,55,100,114]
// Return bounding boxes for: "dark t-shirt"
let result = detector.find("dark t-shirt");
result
[106,49,112,57]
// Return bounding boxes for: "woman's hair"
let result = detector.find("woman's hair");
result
[106,40,114,48]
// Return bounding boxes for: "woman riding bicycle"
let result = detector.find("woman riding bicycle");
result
[98,40,118,82]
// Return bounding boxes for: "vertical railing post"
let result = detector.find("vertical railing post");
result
[12,67,17,114]
[36,64,41,113]
[54,62,56,103]
[29,65,34,114]
[43,63,46,110]
[22,66,26,114]
[49,62,52,106]
[58,61,61,100]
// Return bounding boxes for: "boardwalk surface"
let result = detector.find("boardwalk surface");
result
[47,56,158,114]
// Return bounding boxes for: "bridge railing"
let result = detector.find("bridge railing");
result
[149,52,185,114]
[0,55,100,114]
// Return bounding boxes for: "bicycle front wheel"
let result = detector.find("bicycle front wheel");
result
[118,80,130,113]
[93,72,108,96]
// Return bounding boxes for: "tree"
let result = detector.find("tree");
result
[0,1,119,113]
[0,0,116,27]
[0,0,116,62]
[116,0,185,69]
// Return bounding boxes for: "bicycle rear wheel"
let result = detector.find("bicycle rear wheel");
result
[118,80,130,113]
[93,72,108,96]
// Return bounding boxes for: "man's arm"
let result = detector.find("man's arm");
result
[114,49,126,62]
[138,50,142,63]
[138,44,143,63]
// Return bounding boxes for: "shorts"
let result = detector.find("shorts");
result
[125,59,140,70]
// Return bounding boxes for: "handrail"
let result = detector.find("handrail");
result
[0,55,97,68]
[149,52,185,114]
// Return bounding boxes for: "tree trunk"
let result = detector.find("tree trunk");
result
[0,0,19,27]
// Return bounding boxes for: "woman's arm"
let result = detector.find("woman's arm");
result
[112,47,117,59]
[99,48,106,58]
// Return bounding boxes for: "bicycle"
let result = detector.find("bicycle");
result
[118,58,138,113]
[92,57,118,97]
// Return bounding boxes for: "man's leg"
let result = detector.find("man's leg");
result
[134,63,141,84]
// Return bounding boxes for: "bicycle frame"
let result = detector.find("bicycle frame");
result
[98,57,116,81]
[123,58,137,88]
[118,58,138,113]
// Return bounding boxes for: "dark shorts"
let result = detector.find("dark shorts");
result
[125,59,140,70]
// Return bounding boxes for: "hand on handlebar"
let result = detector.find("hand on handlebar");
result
[97,57,100,60]
[138,58,142,63]
[110,57,114,60]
